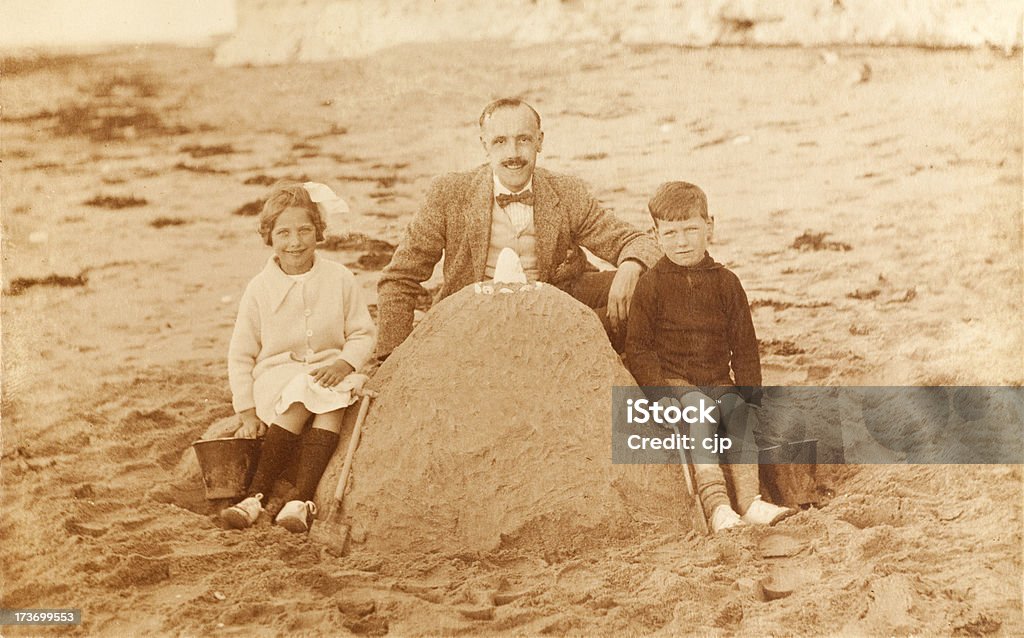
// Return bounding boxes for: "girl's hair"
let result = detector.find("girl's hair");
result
[257,181,326,246]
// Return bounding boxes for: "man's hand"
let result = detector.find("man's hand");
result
[310,360,355,388]
[607,260,644,331]
[234,409,266,439]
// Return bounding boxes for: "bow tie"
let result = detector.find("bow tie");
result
[496,190,534,208]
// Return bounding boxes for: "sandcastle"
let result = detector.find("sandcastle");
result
[316,258,687,555]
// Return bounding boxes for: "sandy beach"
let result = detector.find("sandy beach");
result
[2,40,1022,636]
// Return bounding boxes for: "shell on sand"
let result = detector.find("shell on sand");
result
[316,283,688,554]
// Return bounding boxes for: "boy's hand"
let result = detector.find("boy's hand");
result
[310,360,355,388]
[607,260,644,331]
[234,410,265,438]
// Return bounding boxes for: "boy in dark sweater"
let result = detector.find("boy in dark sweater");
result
[626,181,793,533]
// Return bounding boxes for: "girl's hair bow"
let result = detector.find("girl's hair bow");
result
[302,181,350,235]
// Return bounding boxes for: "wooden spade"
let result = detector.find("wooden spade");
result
[310,391,375,554]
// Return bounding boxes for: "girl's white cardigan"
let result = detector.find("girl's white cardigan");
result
[228,255,376,424]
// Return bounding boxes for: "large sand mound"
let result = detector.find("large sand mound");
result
[217,0,1022,66]
[317,284,688,555]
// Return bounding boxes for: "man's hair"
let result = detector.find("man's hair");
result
[258,181,326,246]
[479,98,542,129]
[648,181,710,223]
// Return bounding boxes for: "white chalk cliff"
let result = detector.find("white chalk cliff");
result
[216,0,1022,66]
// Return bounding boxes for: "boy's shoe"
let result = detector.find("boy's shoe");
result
[275,500,317,533]
[710,504,744,533]
[220,493,264,529]
[742,497,796,526]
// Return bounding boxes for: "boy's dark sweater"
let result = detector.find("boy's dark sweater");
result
[625,254,761,401]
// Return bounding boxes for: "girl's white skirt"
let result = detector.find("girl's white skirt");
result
[275,371,360,416]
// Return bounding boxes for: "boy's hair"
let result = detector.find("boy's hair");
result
[648,181,710,224]
[258,181,326,246]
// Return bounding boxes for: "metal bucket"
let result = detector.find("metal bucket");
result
[192,437,262,500]
[759,438,817,465]
[758,439,819,508]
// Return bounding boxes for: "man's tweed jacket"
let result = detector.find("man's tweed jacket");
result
[376,164,661,356]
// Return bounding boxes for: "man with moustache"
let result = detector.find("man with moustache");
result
[376,97,661,359]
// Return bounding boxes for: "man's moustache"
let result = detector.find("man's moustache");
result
[501,159,526,167]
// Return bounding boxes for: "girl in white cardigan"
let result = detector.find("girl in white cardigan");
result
[221,181,376,533]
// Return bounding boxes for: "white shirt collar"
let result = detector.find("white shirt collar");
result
[493,174,533,198]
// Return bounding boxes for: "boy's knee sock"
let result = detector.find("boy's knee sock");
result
[723,462,761,515]
[693,463,730,518]
[248,424,301,499]
[294,427,340,502]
